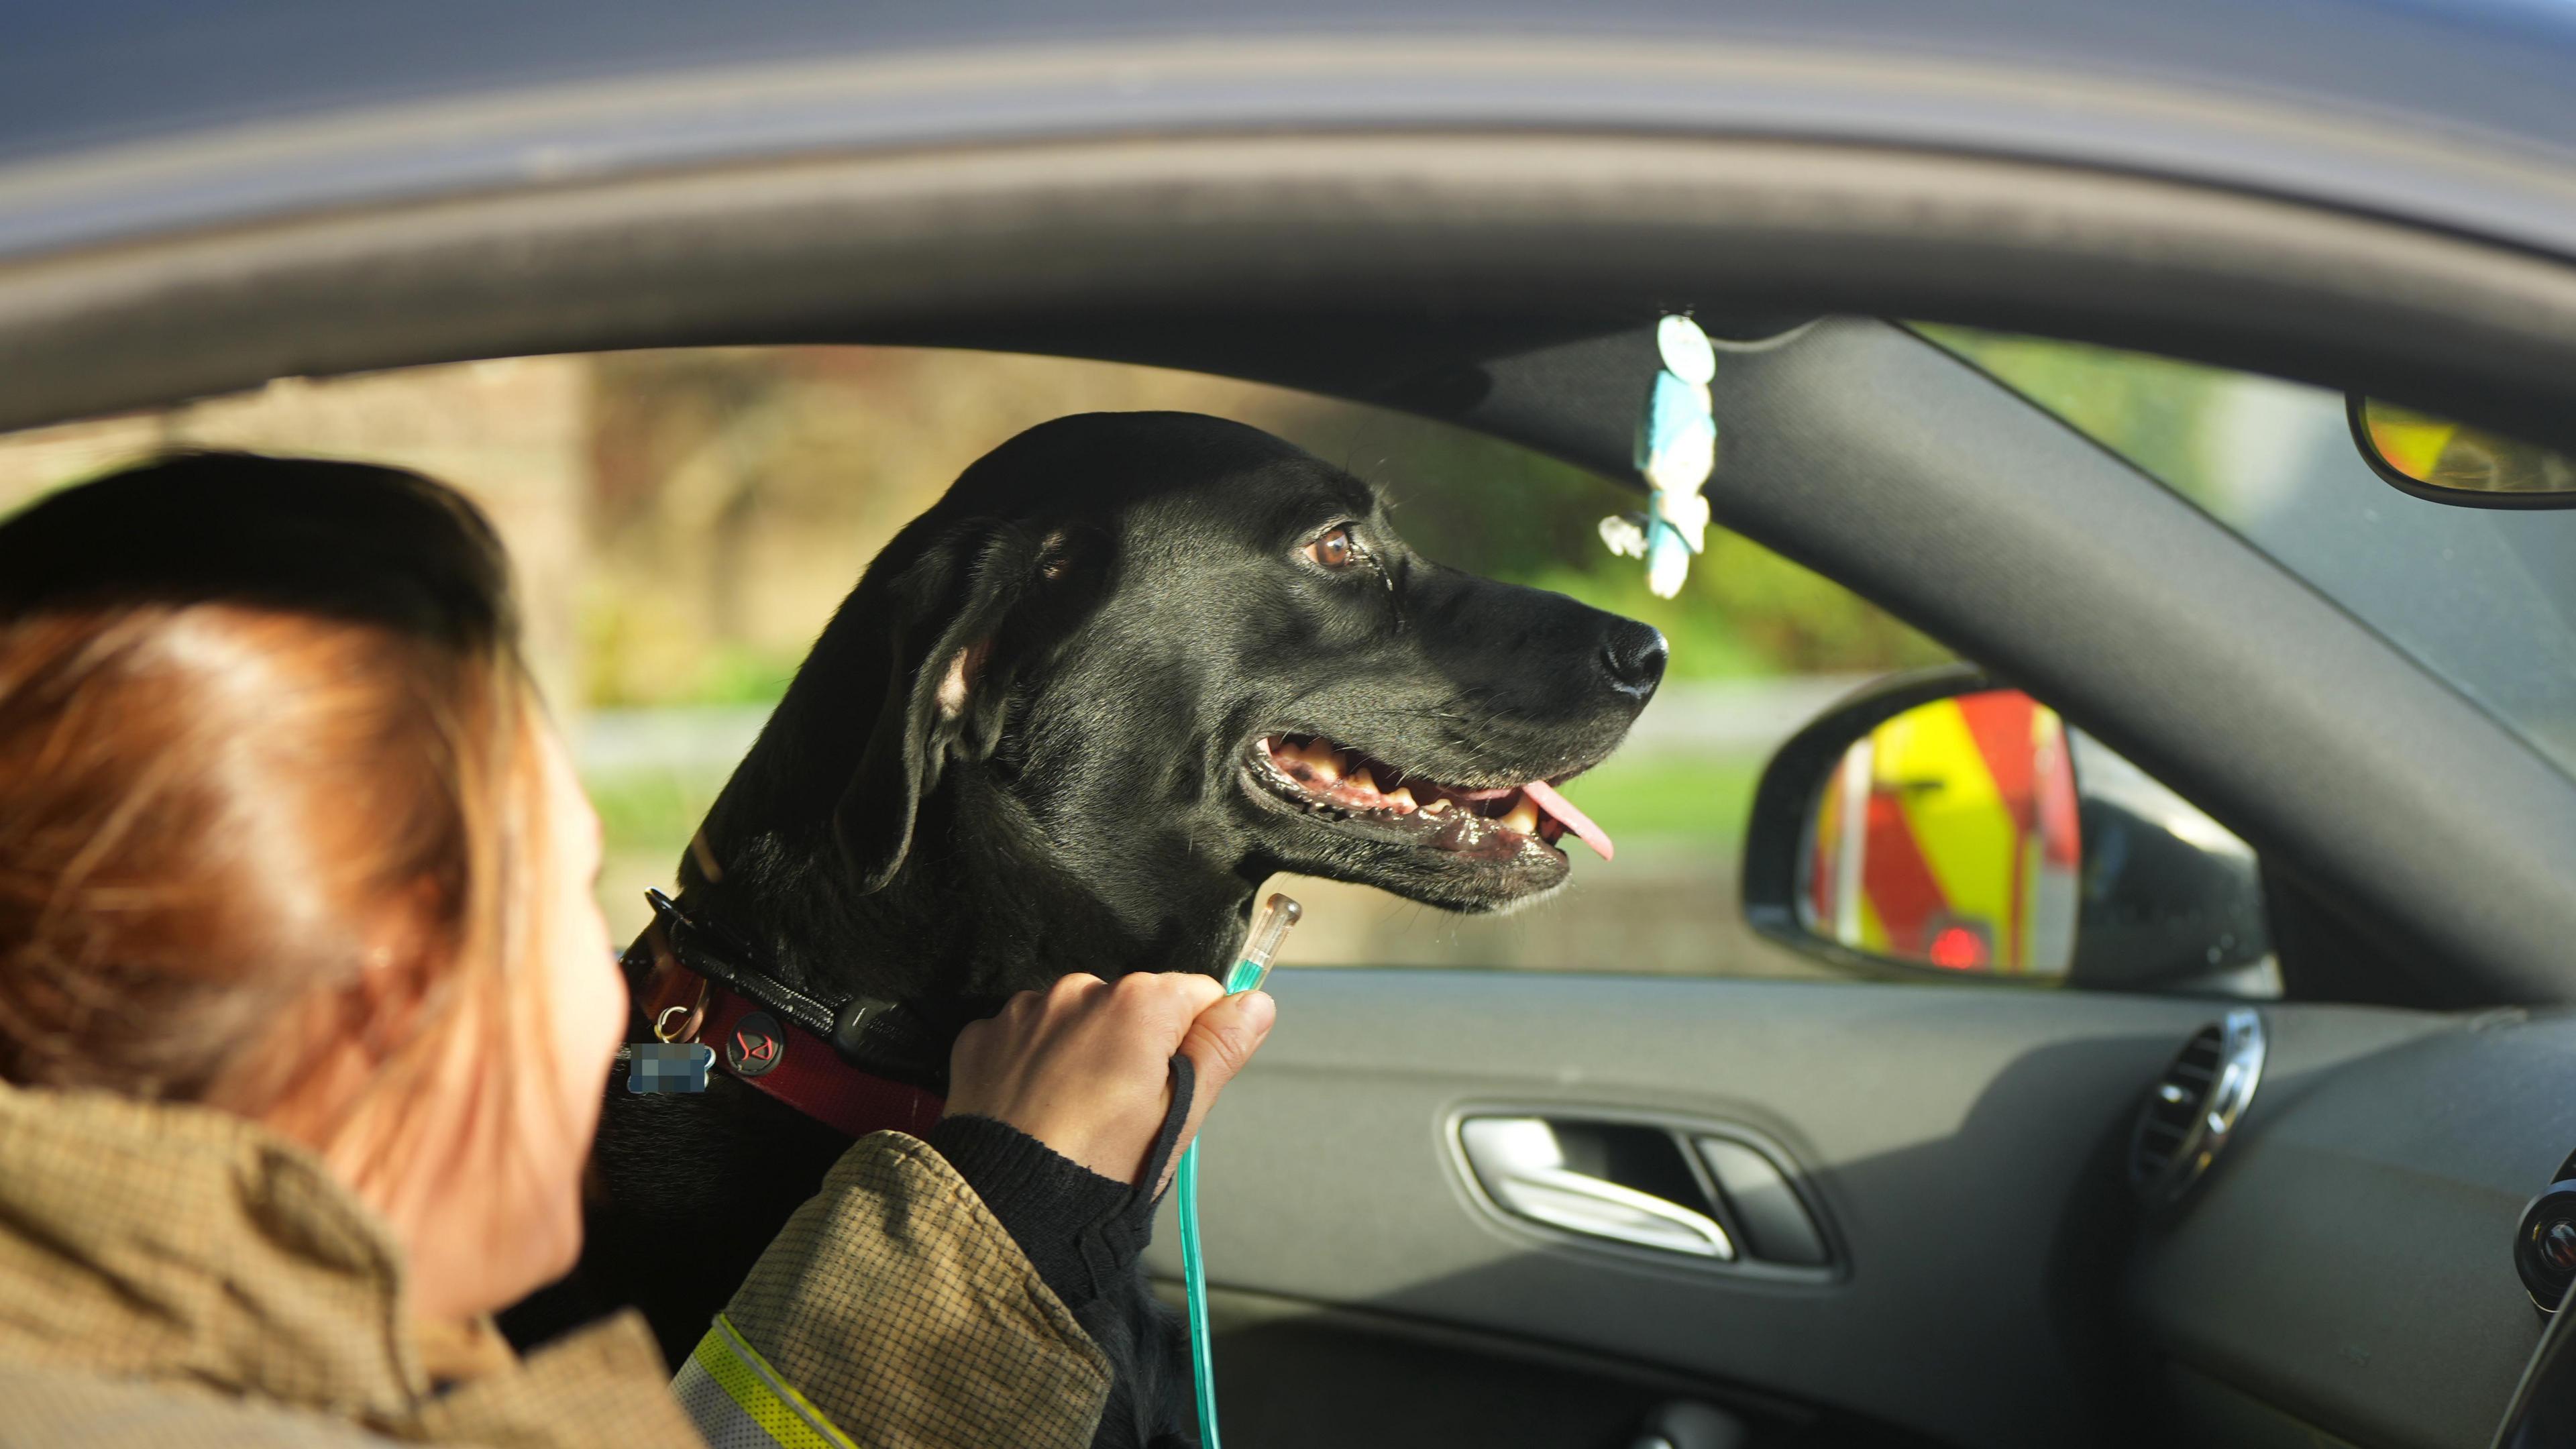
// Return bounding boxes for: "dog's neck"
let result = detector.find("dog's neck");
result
[681,768,1260,1031]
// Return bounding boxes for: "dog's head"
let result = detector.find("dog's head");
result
[699,412,1664,990]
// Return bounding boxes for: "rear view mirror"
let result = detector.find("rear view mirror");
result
[2348,395,2576,508]
[1741,668,2269,989]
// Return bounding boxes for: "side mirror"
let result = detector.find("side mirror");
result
[2349,395,2576,508]
[1741,668,2268,989]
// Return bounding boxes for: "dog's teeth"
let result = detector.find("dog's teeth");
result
[1277,738,1320,777]
[1348,767,1377,795]
[1303,745,1341,786]
[1385,786,1417,812]
[1422,798,1451,815]
[1501,797,1540,835]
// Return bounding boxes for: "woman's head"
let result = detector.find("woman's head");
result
[0,453,626,1322]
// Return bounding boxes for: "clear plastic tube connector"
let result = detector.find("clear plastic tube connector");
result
[1231,892,1301,994]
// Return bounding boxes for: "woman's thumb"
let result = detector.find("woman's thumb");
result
[1153,991,1277,1193]
[1177,989,1276,1101]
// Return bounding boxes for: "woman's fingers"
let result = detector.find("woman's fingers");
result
[942,968,1260,1187]
[1113,967,1224,1037]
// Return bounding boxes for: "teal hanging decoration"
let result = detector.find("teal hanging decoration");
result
[1601,313,1717,598]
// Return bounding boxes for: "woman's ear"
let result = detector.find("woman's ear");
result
[232,879,449,1148]
[833,523,1077,894]
[347,879,449,1057]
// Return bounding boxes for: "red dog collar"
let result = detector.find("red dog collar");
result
[694,981,945,1138]
[636,932,944,1140]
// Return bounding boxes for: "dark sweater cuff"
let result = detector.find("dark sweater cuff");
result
[928,1114,1132,1311]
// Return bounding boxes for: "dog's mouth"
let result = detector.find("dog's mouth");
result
[1243,733,1615,863]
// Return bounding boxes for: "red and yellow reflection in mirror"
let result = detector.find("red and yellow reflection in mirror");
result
[1803,690,2080,976]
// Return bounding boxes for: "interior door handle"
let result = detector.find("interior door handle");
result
[1460,1116,1737,1260]
[1489,1165,1738,1259]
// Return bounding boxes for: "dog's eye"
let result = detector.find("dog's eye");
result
[1305,526,1360,570]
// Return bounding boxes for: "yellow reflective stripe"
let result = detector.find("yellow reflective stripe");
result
[689,1315,862,1449]
[672,1352,769,1448]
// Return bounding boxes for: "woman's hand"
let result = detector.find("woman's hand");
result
[945,972,1277,1191]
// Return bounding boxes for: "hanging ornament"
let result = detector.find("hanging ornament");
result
[1603,314,1718,599]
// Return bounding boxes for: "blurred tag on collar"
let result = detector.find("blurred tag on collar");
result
[624,1041,716,1093]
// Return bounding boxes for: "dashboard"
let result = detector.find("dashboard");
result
[2119,1004,2576,1448]
[2497,1292,2576,1448]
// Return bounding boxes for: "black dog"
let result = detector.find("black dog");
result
[537,412,1664,1445]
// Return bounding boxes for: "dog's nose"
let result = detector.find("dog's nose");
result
[1601,623,1668,699]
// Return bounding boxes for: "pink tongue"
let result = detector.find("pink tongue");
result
[1521,780,1615,862]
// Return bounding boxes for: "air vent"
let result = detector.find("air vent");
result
[2129,1008,2265,1205]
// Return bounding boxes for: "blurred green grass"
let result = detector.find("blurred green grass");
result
[1554,752,1765,848]
[588,766,732,865]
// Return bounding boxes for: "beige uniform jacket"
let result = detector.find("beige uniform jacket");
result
[0,1082,1111,1448]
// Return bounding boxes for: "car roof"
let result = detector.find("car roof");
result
[13,0,2575,158]
[7,1,2576,266]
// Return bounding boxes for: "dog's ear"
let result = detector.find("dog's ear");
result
[833,523,1084,893]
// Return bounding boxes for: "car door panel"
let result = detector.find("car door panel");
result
[1154,969,2438,1449]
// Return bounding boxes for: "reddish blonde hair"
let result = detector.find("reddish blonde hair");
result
[0,453,551,1167]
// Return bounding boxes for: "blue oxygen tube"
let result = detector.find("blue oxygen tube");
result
[1178,891,1300,1449]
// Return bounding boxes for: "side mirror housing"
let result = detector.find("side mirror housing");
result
[1741,667,2268,989]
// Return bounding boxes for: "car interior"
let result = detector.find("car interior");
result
[9,131,2576,1449]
